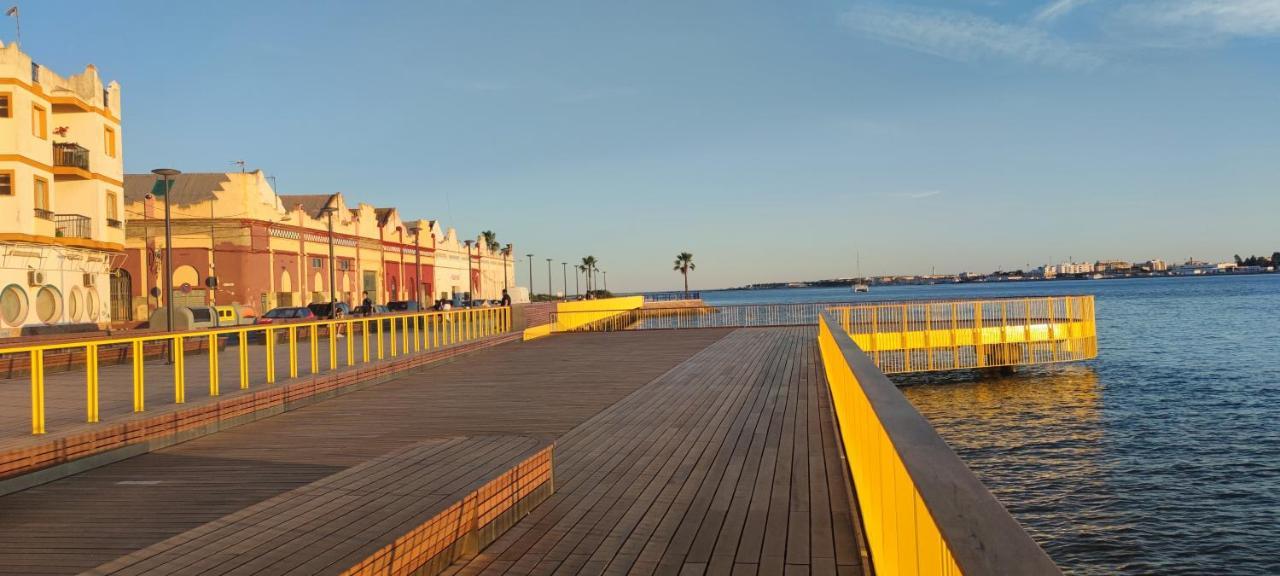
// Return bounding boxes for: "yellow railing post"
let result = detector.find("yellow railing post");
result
[289,326,299,378]
[413,314,421,353]
[31,349,45,435]
[173,335,185,404]
[390,315,398,357]
[208,333,219,397]
[329,321,338,370]
[266,328,276,384]
[362,319,370,363]
[86,343,99,423]
[402,315,409,352]
[133,339,145,412]
[238,331,249,389]
[346,320,355,366]
[309,325,318,374]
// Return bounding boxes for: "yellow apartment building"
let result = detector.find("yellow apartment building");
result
[0,42,124,336]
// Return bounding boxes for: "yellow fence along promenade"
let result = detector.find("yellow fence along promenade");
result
[4,307,510,435]
[523,296,645,340]
[829,295,1097,374]
[818,312,1061,575]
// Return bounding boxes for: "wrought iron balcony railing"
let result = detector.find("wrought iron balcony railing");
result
[52,143,90,171]
[54,213,92,239]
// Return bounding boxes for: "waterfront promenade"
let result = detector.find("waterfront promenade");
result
[0,296,1084,575]
[0,327,862,575]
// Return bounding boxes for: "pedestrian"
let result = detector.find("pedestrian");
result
[501,289,512,307]
[361,291,373,317]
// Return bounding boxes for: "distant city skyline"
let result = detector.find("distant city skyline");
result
[21,1,1280,291]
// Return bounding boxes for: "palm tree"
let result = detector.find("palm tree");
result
[673,252,695,296]
[480,230,500,252]
[580,256,599,295]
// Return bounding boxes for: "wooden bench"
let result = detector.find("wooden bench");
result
[84,436,554,576]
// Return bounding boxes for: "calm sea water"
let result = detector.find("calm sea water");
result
[704,276,1280,575]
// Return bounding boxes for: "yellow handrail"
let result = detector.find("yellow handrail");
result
[818,312,1061,575]
[2,306,512,436]
[828,295,1097,374]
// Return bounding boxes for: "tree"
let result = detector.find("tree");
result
[480,230,500,252]
[1235,254,1243,266]
[673,252,695,296]
[580,256,599,295]
[1273,252,1280,268]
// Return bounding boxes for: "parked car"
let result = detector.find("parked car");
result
[249,307,317,342]
[351,304,389,316]
[306,302,351,319]
[386,300,421,313]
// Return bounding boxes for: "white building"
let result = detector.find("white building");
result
[0,42,124,336]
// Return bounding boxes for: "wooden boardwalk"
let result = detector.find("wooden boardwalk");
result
[0,327,864,575]
[449,327,864,576]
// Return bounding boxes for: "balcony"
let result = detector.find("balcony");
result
[53,213,91,239]
[107,218,122,229]
[52,143,90,174]
[33,208,53,221]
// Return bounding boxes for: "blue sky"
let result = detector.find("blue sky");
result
[21,1,1280,291]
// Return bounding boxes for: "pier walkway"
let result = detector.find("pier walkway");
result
[0,327,863,575]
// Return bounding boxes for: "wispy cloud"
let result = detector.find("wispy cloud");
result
[1123,0,1280,38]
[841,2,1104,70]
[1033,0,1095,24]
[890,190,944,199]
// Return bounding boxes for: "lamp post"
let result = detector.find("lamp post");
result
[465,240,474,302]
[151,168,181,332]
[409,225,422,308]
[322,206,338,318]
[603,270,608,293]
[503,244,511,291]
[561,262,567,301]
[526,253,534,297]
[546,258,553,297]
[574,266,580,298]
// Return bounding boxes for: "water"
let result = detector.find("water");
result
[704,276,1280,574]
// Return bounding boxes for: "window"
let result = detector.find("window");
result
[106,192,118,219]
[31,104,46,139]
[104,126,117,158]
[0,284,28,326]
[0,94,10,118]
[0,171,12,196]
[33,176,49,213]
[311,257,323,268]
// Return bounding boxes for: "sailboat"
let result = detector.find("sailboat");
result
[852,252,870,293]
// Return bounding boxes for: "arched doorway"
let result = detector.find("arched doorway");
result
[110,269,132,321]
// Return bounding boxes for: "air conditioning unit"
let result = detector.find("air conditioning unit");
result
[83,273,95,287]
[27,271,45,286]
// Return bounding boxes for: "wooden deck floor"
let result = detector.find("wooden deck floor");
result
[449,327,864,576]
[0,327,865,576]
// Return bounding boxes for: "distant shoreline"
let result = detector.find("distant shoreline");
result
[701,270,1279,293]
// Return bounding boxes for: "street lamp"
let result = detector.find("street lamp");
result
[408,224,423,308]
[574,265,580,298]
[465,240,474,302]
[561,262,567,301]
[151,168,181,332]
[321,205,338,318]
[546,258,552,297]
[603,270,608,293]
[503,244,511,291]
[526,253,534,297]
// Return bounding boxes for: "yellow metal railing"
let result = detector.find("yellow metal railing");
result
[818,312,1060,575]
[524,296,646,340]
[3,307,511,435]
[829,295,1097,374]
